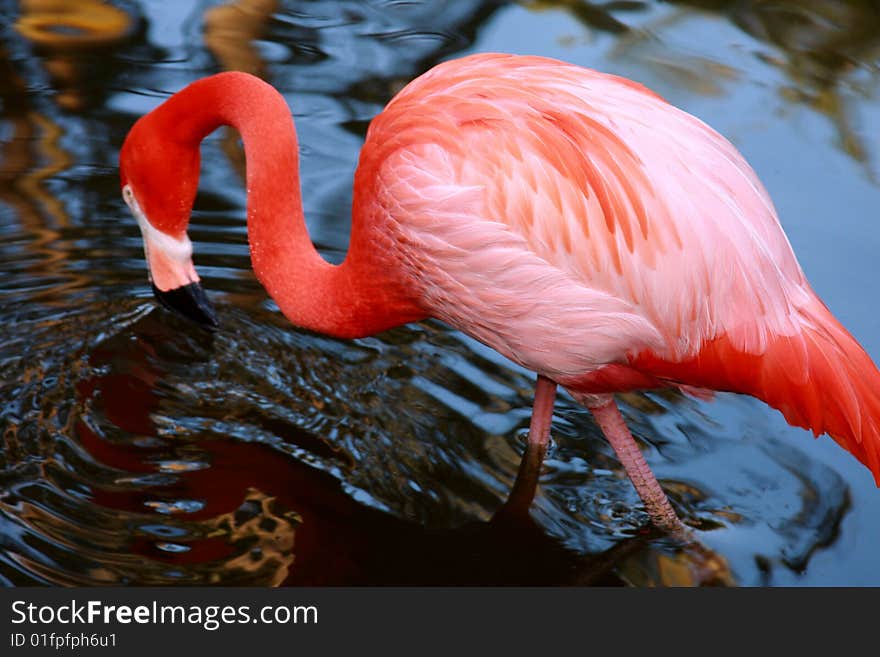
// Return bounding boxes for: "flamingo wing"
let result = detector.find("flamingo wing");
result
[362,53,812,363]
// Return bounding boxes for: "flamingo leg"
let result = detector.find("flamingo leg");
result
[588,398,686,535]
[528,374,557,451]
[499,374,557,516]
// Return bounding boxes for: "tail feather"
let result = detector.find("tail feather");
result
[762,306,880,482]
[639,302,880,485]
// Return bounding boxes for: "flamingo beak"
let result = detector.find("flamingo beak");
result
[151,281,219,329]
[144,235,219,329]
[123,184,218,329]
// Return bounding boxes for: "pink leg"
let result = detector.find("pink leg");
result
[528,374,557,451]
[589,398,686,535]
[499,375,557,516]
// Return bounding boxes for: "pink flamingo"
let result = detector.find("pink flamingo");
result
[119,53,880,534]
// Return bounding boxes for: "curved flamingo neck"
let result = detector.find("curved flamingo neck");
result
[145,72,424,338]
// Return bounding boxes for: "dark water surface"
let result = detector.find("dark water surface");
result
[1,0,879,586]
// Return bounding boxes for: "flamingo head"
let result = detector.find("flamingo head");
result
[119,126,218,328]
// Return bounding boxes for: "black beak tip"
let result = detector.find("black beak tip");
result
[152,282,219,329]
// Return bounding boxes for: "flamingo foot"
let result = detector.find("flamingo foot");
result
[588,398,687,537]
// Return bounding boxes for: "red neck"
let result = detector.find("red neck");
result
[145,72,424,338]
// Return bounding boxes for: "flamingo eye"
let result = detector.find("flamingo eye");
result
[122,185,136,208]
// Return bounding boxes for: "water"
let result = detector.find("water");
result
[1,0,879,586]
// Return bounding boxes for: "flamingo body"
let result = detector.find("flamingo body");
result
[361,54,803,379]
[119,53,880,527]
[357,54,880,480]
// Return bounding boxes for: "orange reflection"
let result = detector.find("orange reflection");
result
[204,0,278,77]
[0,45,71,229]
[203,0,279,182]
[14,0,135,111]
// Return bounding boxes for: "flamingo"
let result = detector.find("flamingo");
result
[119,53,880,534]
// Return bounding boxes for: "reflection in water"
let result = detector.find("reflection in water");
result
[14,0,136,111]
[1,0,139,317]
[0,0,875,586]
[31,310,728,585]
[204,0,278,77]
[0,291,840,586]
[722,0,880,172]
[0,43,71,228]
[525,0,633,35]
[203,0,279,182]
[538,0,880,176]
